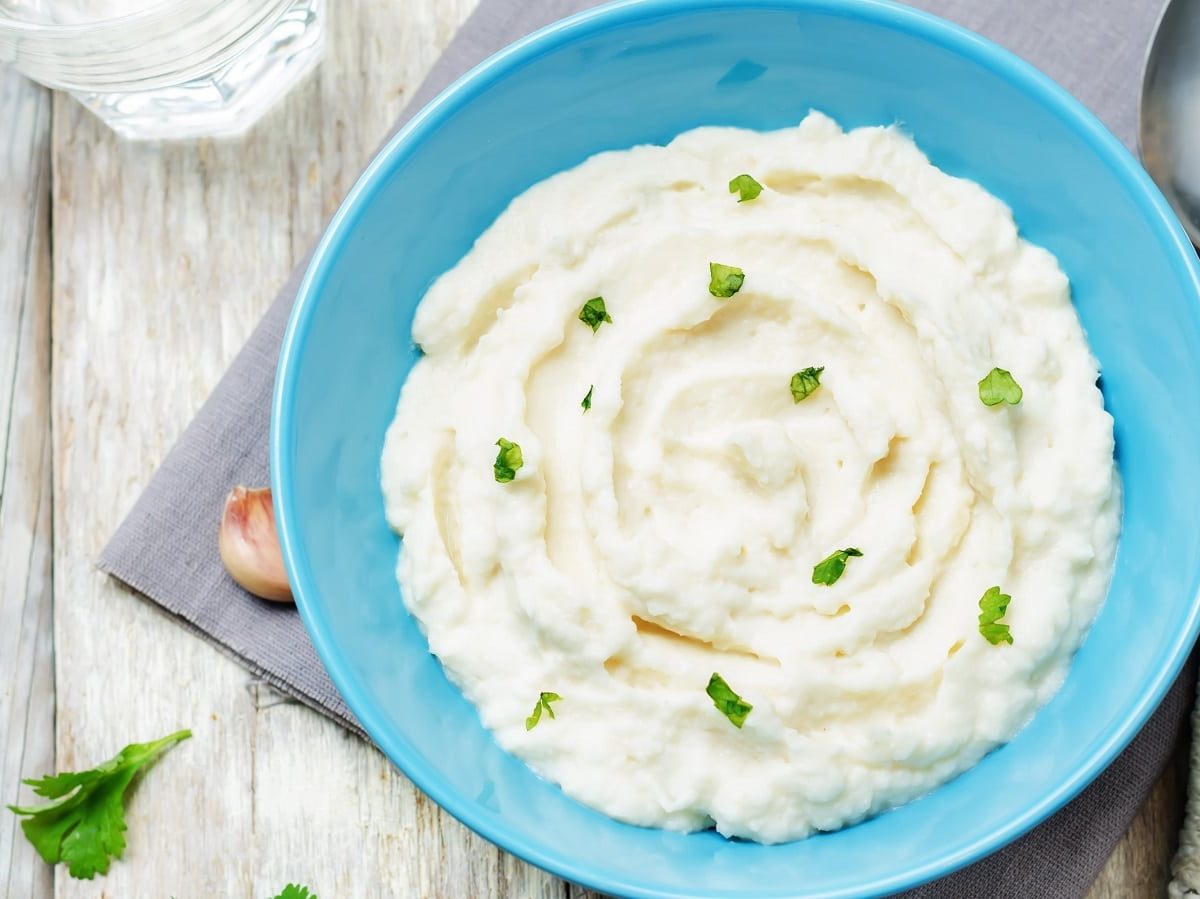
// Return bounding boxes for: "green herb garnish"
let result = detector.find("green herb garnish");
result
[581,385,593,412]
[493,438,523,483]
[706,673,753,728]
[525,692,562,730]
[978,367,1023,406]
[978,586,1014,645]
[272,887,316,899]
[790,366,824,403]
[708,262,745,298]
[812,548,863,586]
[728,173,763,202]
[578,297,612,333]
[6,729,191,880]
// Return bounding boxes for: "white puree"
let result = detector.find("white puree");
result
[381,113,1120,843]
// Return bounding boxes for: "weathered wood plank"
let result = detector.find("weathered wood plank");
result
[48,86,262,891]
[0,69,54,899]
[47,54,279,899]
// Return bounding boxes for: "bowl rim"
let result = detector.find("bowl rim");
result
[271,1,1200,896]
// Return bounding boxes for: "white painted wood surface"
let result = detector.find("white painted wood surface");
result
[0,69,53,899]
[0,0,1187,896]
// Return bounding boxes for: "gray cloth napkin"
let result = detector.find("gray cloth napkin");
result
[100,0,1193,896]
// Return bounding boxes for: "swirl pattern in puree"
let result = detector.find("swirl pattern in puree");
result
[381,112,1119,843]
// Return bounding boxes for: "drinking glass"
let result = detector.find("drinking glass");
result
[0,0,325,139]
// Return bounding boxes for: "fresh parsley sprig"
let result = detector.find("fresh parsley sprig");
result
[978,367,1022,406]
[272,886,317,899]
[493,438,523,483]
[728,173,763,202]
[978,586,1014,645]
[812,548,862,586]
[7,729,191,880]
[526,692,562,730]
[708,262,745,298]
[707,673,753,728]
[790,366,824,403]
[578,297,612,333]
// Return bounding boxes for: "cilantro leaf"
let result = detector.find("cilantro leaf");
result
[728,173,763,202]
[578,297,612,333]
[272,886,317,899]
[581,385,593,413]
[790,366,824,403]
[493,438,523,483]
[7,729,191,880]
[708,262,745,298]
[812,547,863,586]
[525,692,562,730]
[706,673,753,728]
[978,585,1014,645]
[22,768,106,800]
[978,367,1023,406]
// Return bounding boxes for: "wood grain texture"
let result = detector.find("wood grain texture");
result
[0,0,1183,896]
[1171,696,1200,897]
[0,69,54,899]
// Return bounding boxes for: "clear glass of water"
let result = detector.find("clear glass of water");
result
[0,0,325,139]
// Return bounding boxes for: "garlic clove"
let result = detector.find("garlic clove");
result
[218,486,293,603]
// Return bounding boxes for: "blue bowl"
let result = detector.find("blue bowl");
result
[272,1,1200,896]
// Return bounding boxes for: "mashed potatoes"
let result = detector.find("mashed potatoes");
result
[380,112,1119,843]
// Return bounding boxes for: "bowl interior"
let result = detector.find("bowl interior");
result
[273,2,1200,896]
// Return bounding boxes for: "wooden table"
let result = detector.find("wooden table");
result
[0,1,1189,895]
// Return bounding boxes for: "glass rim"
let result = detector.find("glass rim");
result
[0,0,246,37]
[0,0,297,89]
